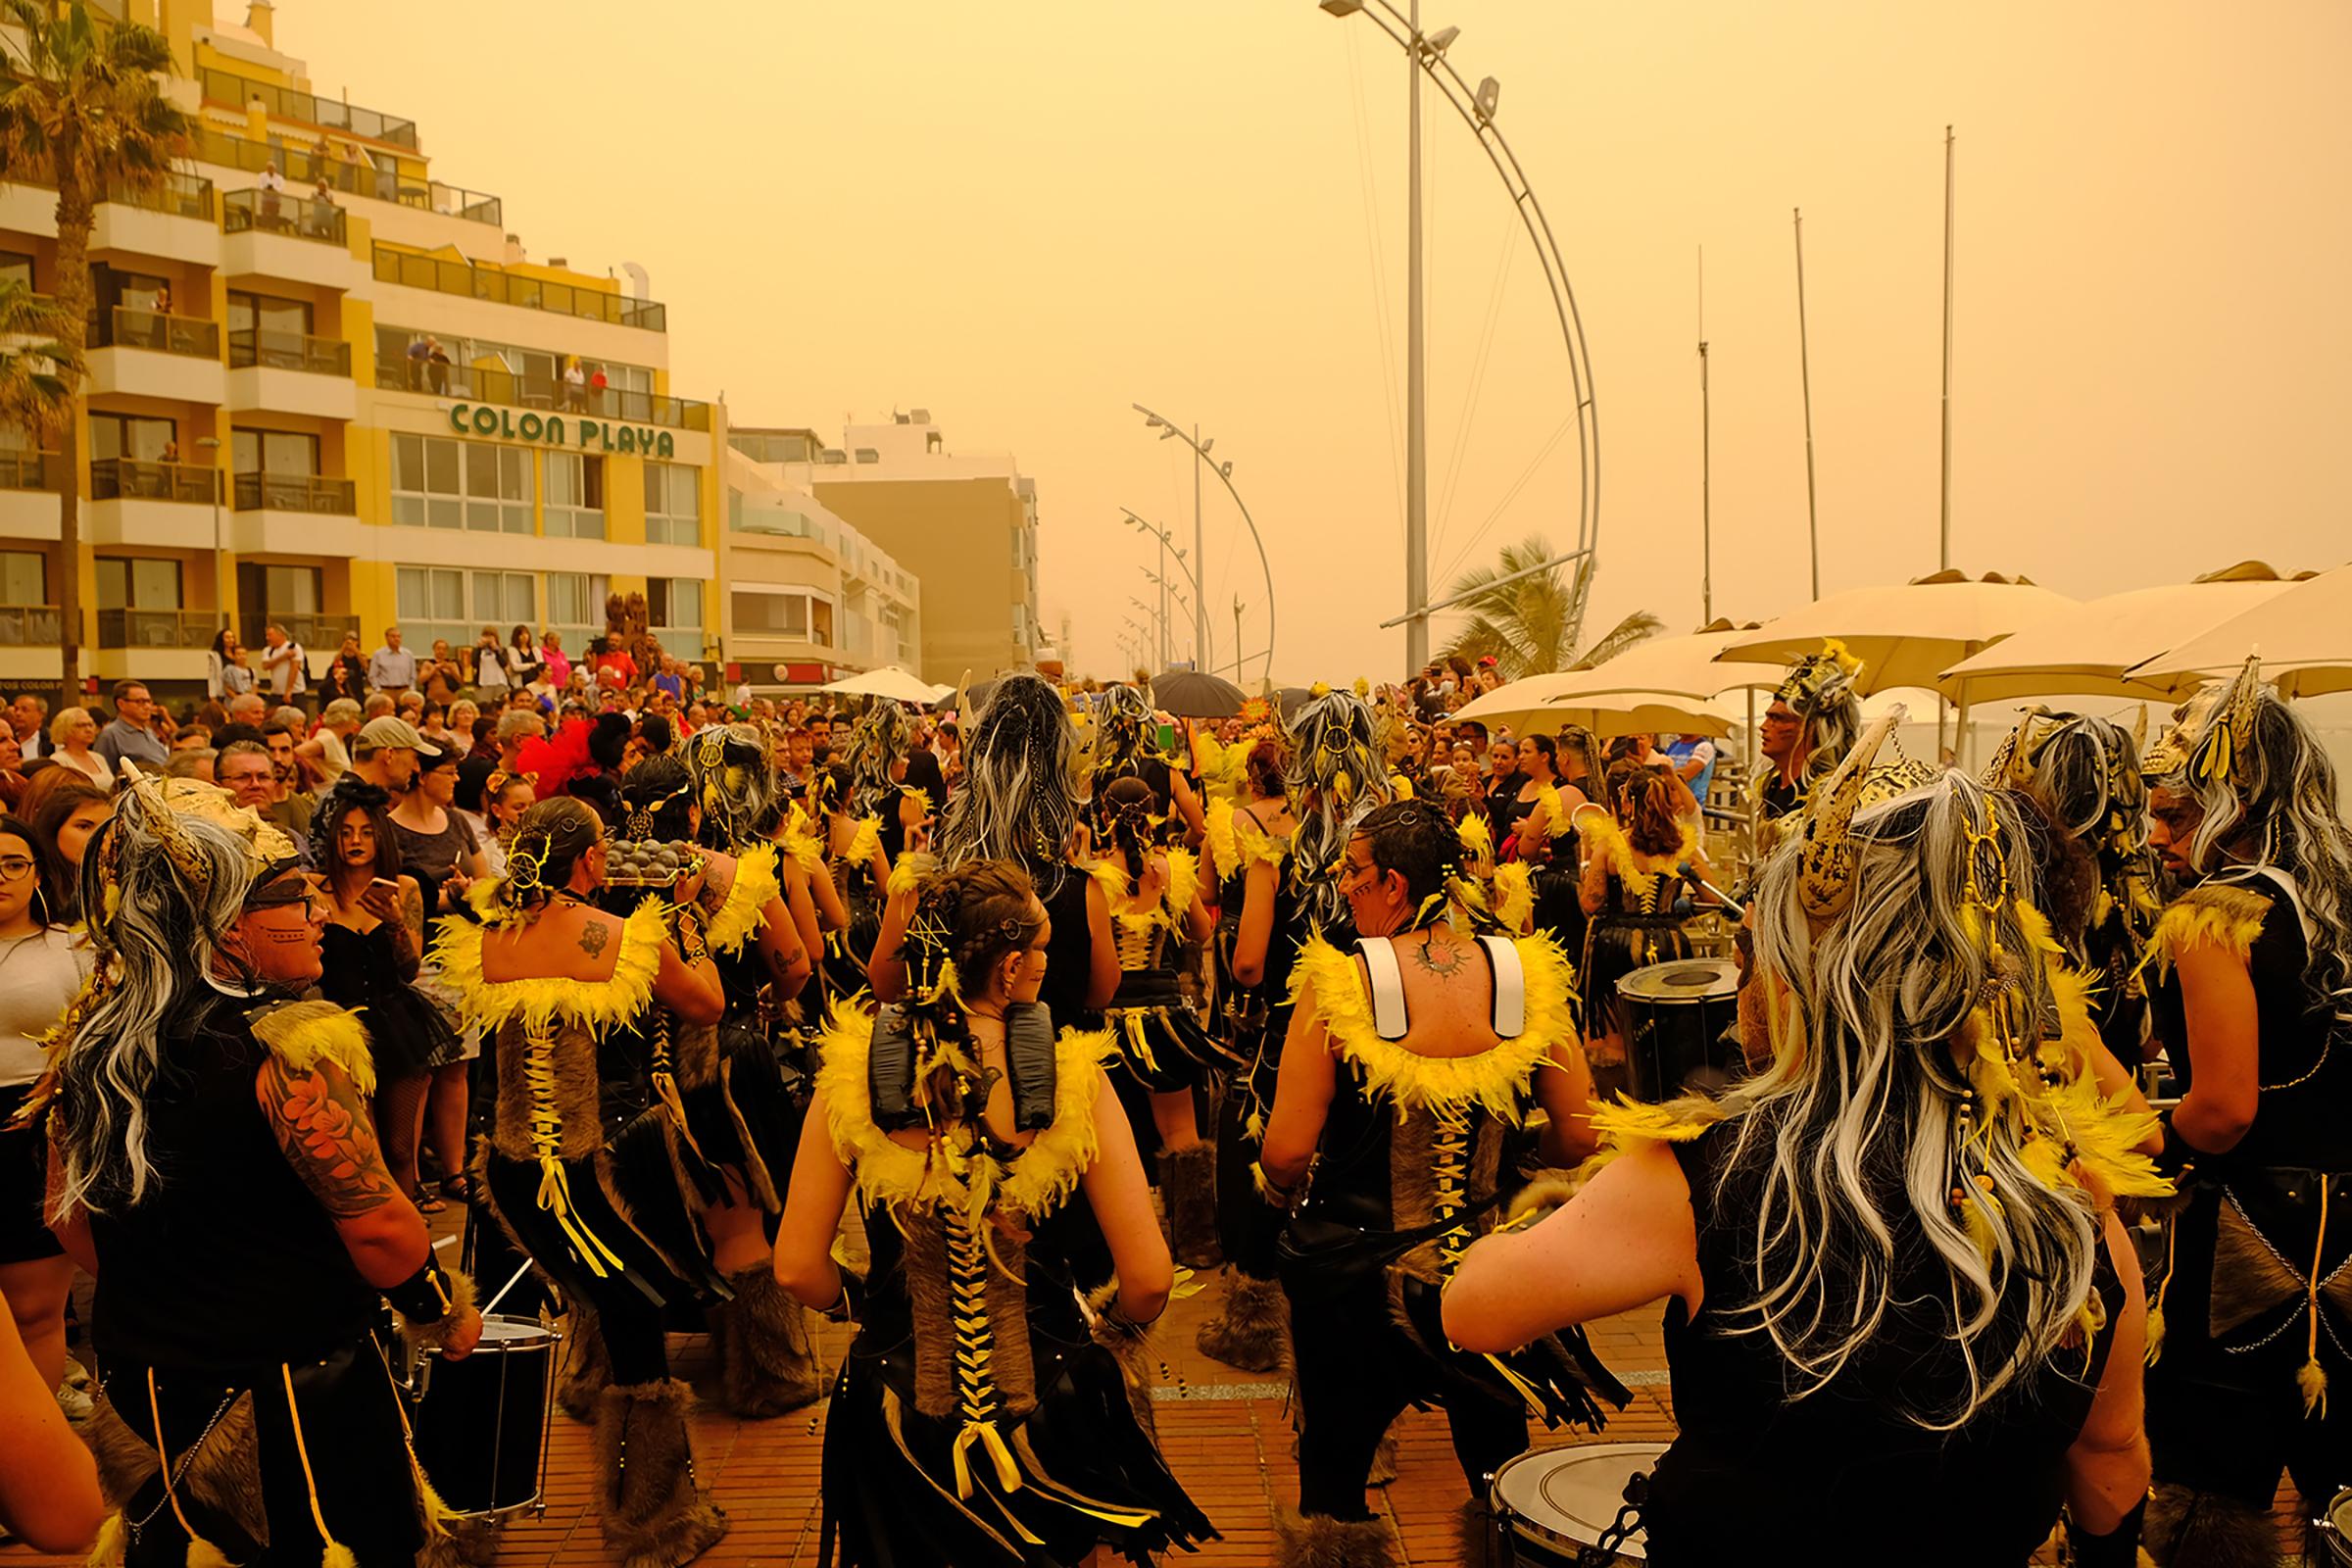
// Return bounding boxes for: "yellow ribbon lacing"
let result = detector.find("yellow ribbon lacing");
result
[526,1026,624,1276]
[278,1363,352,1563]
[944,1206,1022,1502]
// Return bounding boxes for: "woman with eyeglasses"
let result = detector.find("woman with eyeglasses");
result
[0,818,94,1403]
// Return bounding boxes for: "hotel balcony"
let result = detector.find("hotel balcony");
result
[226,471,361,559]
[86,459,220,549]
[371,244,667,331]
[85,306,227,405]
[89,172,220,267]
[227,328,357,420]
[220,189,359,291]
[200,66,421,151]
[0,453,59,543]
[372,358,711,431]
[233,471,355,515]
[193,126,501,226]
[96,607,215,651]
[237,612,357,654]
[0,605,62,647]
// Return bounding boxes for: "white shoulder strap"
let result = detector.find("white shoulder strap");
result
[1357,937,1409,1040]
[1480,935,1527,1038]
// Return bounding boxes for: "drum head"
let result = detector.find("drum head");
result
[1617,959,1738,1004]
[1492,1442,1666,1562]
[2328,1492,2352,1565]
[476,1314,556,1349]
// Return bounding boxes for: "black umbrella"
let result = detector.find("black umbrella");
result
[931,677,999,716]
[1274,686,1319,721]
[1151,668,1246,719]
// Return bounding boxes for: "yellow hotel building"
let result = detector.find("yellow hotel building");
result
[0,0,727,697]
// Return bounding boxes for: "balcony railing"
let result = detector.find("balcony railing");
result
[371,245,667,331]
[202,67,421,151]
[193,128,501,225]
[229,327,352,377]
[0,453,55,490]
[104,171,215,220]
[95,305,220,358]
[90,459,220,505]
[239,612,356,653]
[232,471,356,514]
[97,607,216,650]
[372,357,710,430]
[0,606,61,645]
[221,187,348,246]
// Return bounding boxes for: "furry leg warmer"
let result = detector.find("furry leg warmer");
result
[1160,1143,1223,1269]
[558,1300,612,1424]
[2143,1483,2278,1568]
[1456,1498,1506,1568]
[1195,1269,1291,1375]
[1272,1506,1402,1568]
[595,1379,729,1568]
[711,1263,825,1419]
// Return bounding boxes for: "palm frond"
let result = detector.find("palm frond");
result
[1569,611,1667,671]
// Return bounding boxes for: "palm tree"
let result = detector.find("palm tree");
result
[1439,533,1662,680]
[0,0,191,702]
[0,277,76,444]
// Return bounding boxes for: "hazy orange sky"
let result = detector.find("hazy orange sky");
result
[279,1,2351,683]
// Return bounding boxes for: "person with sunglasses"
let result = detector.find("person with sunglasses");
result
[38,768,480,1561]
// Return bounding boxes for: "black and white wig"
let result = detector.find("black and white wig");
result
[689,722,779,853]
[935,672,1082,900]
[843,698,916,819]
[1285,690,1389,929]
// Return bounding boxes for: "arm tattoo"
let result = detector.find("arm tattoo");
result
[258,1055,397,1219]
[399,881,424,945]
[578,919,611,958]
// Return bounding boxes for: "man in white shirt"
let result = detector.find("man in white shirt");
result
[11,693,47,759]
[261,622,306,704]
[368,626,417,696]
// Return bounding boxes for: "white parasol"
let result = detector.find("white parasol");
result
[1718,571,2079,696]
[1938,570,2302,702]
[2127,562,2352,699]
[821,665,941,706]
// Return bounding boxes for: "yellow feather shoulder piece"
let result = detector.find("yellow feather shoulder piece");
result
[999,1028,1114,1219]
[248,1000,377,1099]
[2040,1069,2172,1201]
[2145,884,2271,976]
[1537,782,1565,833]
[1236,817,1291,874]
[430,899,667,1036]
[814,1004,944,1213]
[704,845,778,956]
[1089,857,1129,905]
[1580,813,1691,895]
[779,806,826,875]
[1588,1094,1723,1151]
[1493,861,1535,934]
[844,814,883,870]
[1164,846,1201,920]
[886,850,936,899]
[1286,931,1576,1125]
[1457,812,1494,862]
[1205,796,1240,884]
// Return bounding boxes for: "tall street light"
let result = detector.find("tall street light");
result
[1315,0,1600,674]
[1130,404,1278,684]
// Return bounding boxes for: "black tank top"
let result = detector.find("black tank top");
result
[1037,867,1098,1031]
[86,993,381,1372]
[1642,1124,2119,1567]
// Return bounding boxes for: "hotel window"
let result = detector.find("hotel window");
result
[0,251,30,291]
[646,577,702,661]
[642,462,700,546]
[390,434,530,533]
[546,571,609,649]
[95,557,182,610]
[731,587,833,646]
[88,413,177,464]
[395,565,466,652]
[232,428,319,477]
[471,570,534,630]
[0,551,47,606]
[545,452,606,539]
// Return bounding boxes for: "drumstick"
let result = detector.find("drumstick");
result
[1690,874,1746,919]
[480,1261,535,1318]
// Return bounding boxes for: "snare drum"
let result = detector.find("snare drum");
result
[1616,959,1741,1102]
[1491,1442,1665,1565]
[413,1314,558,1519]
[2318,1489,2352,1565]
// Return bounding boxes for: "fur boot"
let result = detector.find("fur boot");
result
[558,1300,612,1424]
[1272,1506,1401,1568]
[1195,1268,1290,1374]
[1367,1426,1398,1487]
[711,1263,825,1418]
[1456,1498,1504,1567]
[1159,1142,1222,1268]
[595,1379,729,1568]
[2142,1483,2277,1568]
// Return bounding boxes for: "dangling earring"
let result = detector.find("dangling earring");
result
[29,884,49,928]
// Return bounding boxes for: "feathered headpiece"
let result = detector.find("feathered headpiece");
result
[1795,709,1938,919]
[2142,655,2266,794]
[1775,638,1865,715]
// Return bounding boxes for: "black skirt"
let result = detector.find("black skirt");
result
[0,1084,60,1264]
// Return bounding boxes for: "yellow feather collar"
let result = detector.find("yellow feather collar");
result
[1286,930,1578,1124]
[1164,847,1201,921]
[430,899,668,1035]
[779,806,826,874]
[1205,796,1240,884]
[2143,883,2271,978]
[844,814,884,870]
[815,1003,1112,1222]
[1582,814,1697,898]
[1492,861,1534,934]
[704,844,778,956]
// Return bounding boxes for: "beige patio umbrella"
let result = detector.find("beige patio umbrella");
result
[822,664,940,706]
[1530,690,1744,739]
[1718,570,2079,695]
[1558,625,1783,700]
[1936,564,2306,703]
[2128,562,2352,699]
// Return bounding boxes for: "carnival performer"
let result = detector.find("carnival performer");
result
[686,720,835,1035]
[312,779,457,1201]
[1195,688,1387,1373]
[1750,640,1865,833]
[1093,773,1223,1267]
[431,796,732,1568]
[1579,760,1719,1074]
[2136,658,2352,1566]
[775,858,1216,1566]
[814,749,895,1002]
[874,672,1118,1029]
[1984,708,2166,1062]
[1093,680,1206,845]
[1259,796,1618,1565]
[843,697,929,868]
[41,769,482,1564]
[597,754,822,1419]
[1446,719,2166,1568]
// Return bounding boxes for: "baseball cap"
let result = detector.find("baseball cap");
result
[358,715,441,757]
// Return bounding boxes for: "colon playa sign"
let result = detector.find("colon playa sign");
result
[448,403,675,457]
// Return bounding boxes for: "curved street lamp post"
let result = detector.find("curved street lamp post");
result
[1131,404,1277,686]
